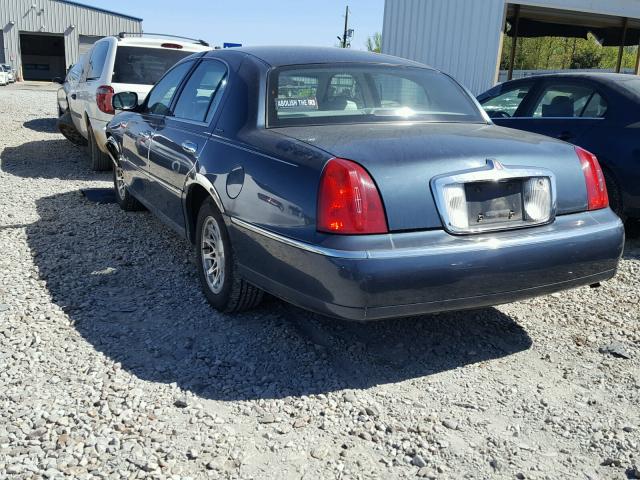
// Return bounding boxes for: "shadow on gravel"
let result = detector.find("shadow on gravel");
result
[1,139,90,179]
[23,117,58,134]
[26,189,535,401]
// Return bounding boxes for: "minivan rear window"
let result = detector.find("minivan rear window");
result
[111,46,195,85]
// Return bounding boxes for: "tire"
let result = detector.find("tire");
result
[57,111,87,146]
[196,198,263,313]
[87,122,111,171]
[113,162,143,211]
[603,170,625,221]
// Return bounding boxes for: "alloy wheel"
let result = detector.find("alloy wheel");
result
[115,165,126,199]
[201,216,225,294]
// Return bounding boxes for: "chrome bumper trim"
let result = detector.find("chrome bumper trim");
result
[230,211,623,261]
[231,218,368,259]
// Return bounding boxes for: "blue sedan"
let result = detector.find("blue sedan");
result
[478,73,640,220]
[105,47,624,320]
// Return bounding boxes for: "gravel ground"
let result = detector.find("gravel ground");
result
[0,85,639,480]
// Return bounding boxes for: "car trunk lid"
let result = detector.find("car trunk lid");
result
[272,122,589,232]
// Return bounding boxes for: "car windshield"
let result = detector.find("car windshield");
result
[268,64,484,127]
[111,46,194,85]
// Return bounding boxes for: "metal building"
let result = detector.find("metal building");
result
[382,0,640,94]
[1,0,142,81]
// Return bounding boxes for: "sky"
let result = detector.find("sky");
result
[77,0,385,50]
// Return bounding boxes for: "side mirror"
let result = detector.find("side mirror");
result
[112,91,139,111]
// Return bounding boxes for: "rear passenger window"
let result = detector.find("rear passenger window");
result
[581,92,608,118]
[86,42,109,80]
[173,60,228,122]
[144,61,194,116]
[480,84,531,118]
[532,84,605,118]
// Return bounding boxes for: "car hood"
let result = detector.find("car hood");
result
[272,122,588,231]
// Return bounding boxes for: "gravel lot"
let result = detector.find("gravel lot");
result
[1,85,639,480]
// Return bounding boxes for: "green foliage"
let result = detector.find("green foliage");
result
[570,48,603,69]
[500,34,638,71]
[366,32,382,53]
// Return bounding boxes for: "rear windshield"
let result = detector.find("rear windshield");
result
[617,77,640,98]
[111,46,194,85]
[268,64,484,127]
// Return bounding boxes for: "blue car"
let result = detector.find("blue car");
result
[478,73,640,221]
[105,47,624,321]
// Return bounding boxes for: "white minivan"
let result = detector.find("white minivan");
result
[67,34,210,170]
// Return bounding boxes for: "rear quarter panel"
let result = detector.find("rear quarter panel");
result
[196,131,328,242]
[195,54,330,243]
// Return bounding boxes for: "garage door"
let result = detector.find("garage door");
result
[20,33,65,81]
[79,35,103,58]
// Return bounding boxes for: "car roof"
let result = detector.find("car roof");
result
[206,46,430,68]
[504,72,636,86]
[96,35,210,52]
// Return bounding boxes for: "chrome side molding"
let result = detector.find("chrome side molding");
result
[105,136,121,168]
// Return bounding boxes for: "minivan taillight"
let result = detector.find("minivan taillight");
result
[96,85,115,114]
[575,146,608,210]
[317,158,388,234]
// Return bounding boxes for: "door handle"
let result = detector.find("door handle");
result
[557,131,573,141]
[181,141,198,155]
[70,93,77,100]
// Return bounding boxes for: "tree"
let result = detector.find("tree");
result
[500,33,638,72]
[366,32,382,53]
[570,48,603,69]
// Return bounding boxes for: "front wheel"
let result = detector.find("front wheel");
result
[113,163,143,211]
[196,199,263,313]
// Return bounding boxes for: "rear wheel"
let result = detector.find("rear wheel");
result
[57,111,87,146]
[603,170,625,221]
[196,198,263,313]
[113,163,143,211]
[87,121,111,171]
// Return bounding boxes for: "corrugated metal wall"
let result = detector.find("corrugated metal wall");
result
[78,34,102,57]
[382,0,506,95]
[0,0,141,80]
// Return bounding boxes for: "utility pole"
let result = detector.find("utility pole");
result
[337,6,351,48]
[342,6,349,48]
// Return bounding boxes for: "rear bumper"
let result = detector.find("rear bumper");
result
[230,209,624,321]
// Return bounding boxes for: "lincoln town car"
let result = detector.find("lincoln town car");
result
[104,47,624,321]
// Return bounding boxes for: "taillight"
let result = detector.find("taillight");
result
[317,158,388,234]
[575,146,608,210]
[96,85,115,114]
